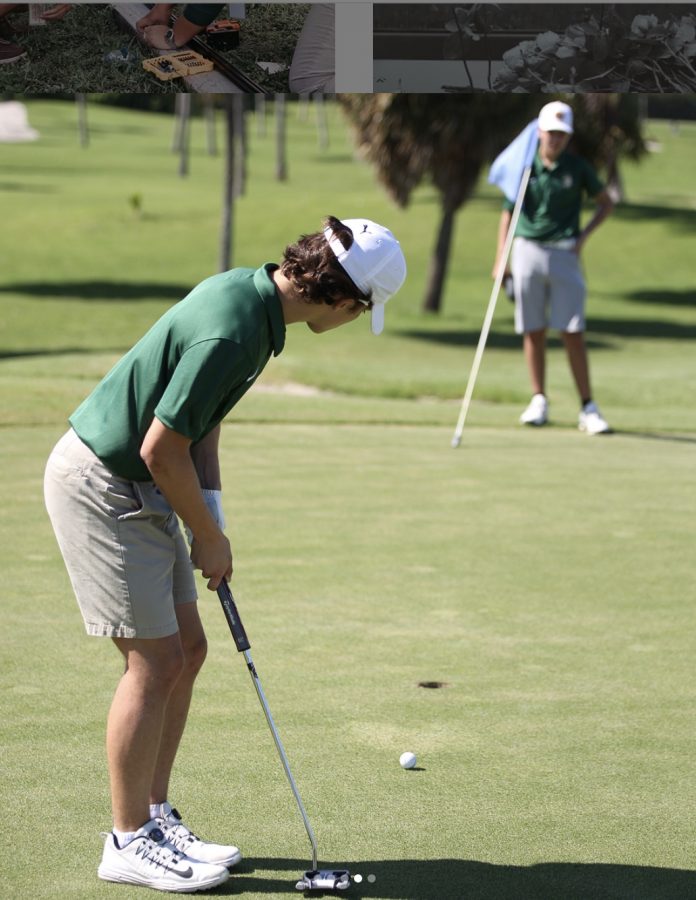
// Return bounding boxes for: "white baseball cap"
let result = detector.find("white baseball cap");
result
[537,101,574,135]
[324,218,407,335]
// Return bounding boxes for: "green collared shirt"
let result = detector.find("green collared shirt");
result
[70,264,286,481]
[503,150,604,243]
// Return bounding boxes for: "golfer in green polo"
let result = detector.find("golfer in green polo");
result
[493,101,615,434]
[44,216,406,893]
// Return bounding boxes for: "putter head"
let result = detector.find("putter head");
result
[295,869,351,892]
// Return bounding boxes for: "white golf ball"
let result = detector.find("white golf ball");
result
[399,751,417,769]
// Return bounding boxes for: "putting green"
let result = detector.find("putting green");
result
[2,420,695,898]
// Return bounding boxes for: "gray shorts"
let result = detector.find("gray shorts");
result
[511,237,586,334]
[44,429,197,639]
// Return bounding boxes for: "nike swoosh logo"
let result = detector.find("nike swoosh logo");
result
[168,865,194,879]
[246,367,260,382]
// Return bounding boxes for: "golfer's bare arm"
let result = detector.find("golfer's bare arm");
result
[190,424,221,490]
[140,418,231,589]
[577,189,614,251]
[492,209,513,278]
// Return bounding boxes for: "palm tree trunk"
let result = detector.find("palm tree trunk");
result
[255,94,266,137]
[204,94,217,156]
[275,94,287,182]
[171,94,185,152]
[218,97,235,273]
[422,202,456,313]
[233,95,246,197]
[75,94,89,148]
[605,151,624,203]
[315,93,329,149]
[177,94,192,178]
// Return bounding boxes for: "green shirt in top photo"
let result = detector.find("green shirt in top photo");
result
[70,264,286,482]
[504,150,605,243]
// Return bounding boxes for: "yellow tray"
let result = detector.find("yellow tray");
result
[142,50,214,81]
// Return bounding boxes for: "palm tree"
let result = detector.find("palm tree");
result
[339,94,536,312]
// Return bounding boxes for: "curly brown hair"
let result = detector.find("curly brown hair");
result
[280,216,373,307]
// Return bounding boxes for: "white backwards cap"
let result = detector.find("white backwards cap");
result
[324,218,407,335]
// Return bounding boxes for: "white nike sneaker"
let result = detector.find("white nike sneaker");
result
[519,393,549,426]
[578,401,611,435]
[98,822,229,893]
[156,804,242,869]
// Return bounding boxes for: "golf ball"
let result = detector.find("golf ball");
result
[399,751,417,769]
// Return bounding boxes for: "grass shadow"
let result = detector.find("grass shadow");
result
[613,201,696,233]
[0,181,58,194]
[0,280,191,302]
[586,317,696,341]
[397,328,613,351]
[213,856,696,899]
[622,288,696,307]
[0,347,126,360]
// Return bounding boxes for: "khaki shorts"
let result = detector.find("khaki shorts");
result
[44,429,197,639]
[511,237,586,334]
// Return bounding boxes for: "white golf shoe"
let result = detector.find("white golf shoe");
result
[519,393,549,426]
[578,401,611,435]
[155,804,242,869]
[98,822,230,892]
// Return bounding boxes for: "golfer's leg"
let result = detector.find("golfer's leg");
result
[513,239,547,396]
[150,602,208,804]
[108,634,185,832]
[523,329,546,396]
[289,3,335,93]
[561,330,591,402]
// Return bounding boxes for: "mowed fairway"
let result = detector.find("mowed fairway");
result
[2,100,696,899]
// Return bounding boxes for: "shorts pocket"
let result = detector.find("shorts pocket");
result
[103,476,144,521]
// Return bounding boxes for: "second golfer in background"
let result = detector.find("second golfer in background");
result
[493,100,615,434]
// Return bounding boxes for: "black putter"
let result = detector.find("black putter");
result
[216,580,351,892]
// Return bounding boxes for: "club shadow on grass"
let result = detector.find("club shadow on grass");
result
[0,281,192,302]
[211,856,696,899]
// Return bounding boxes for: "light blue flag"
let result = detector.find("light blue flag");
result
[488,119,539,203]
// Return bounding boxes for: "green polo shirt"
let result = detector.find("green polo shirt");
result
[504,150,604,243]
[70,264,286,481]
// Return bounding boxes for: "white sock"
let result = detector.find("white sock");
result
[150,801,173,820]
[113,828,138,848]
[113,819,157,849]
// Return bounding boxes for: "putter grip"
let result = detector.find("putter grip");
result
[216,581,251,652]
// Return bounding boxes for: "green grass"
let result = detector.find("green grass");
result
[2,100,696,899]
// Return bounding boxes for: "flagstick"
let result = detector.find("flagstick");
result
[451,164,533,448]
